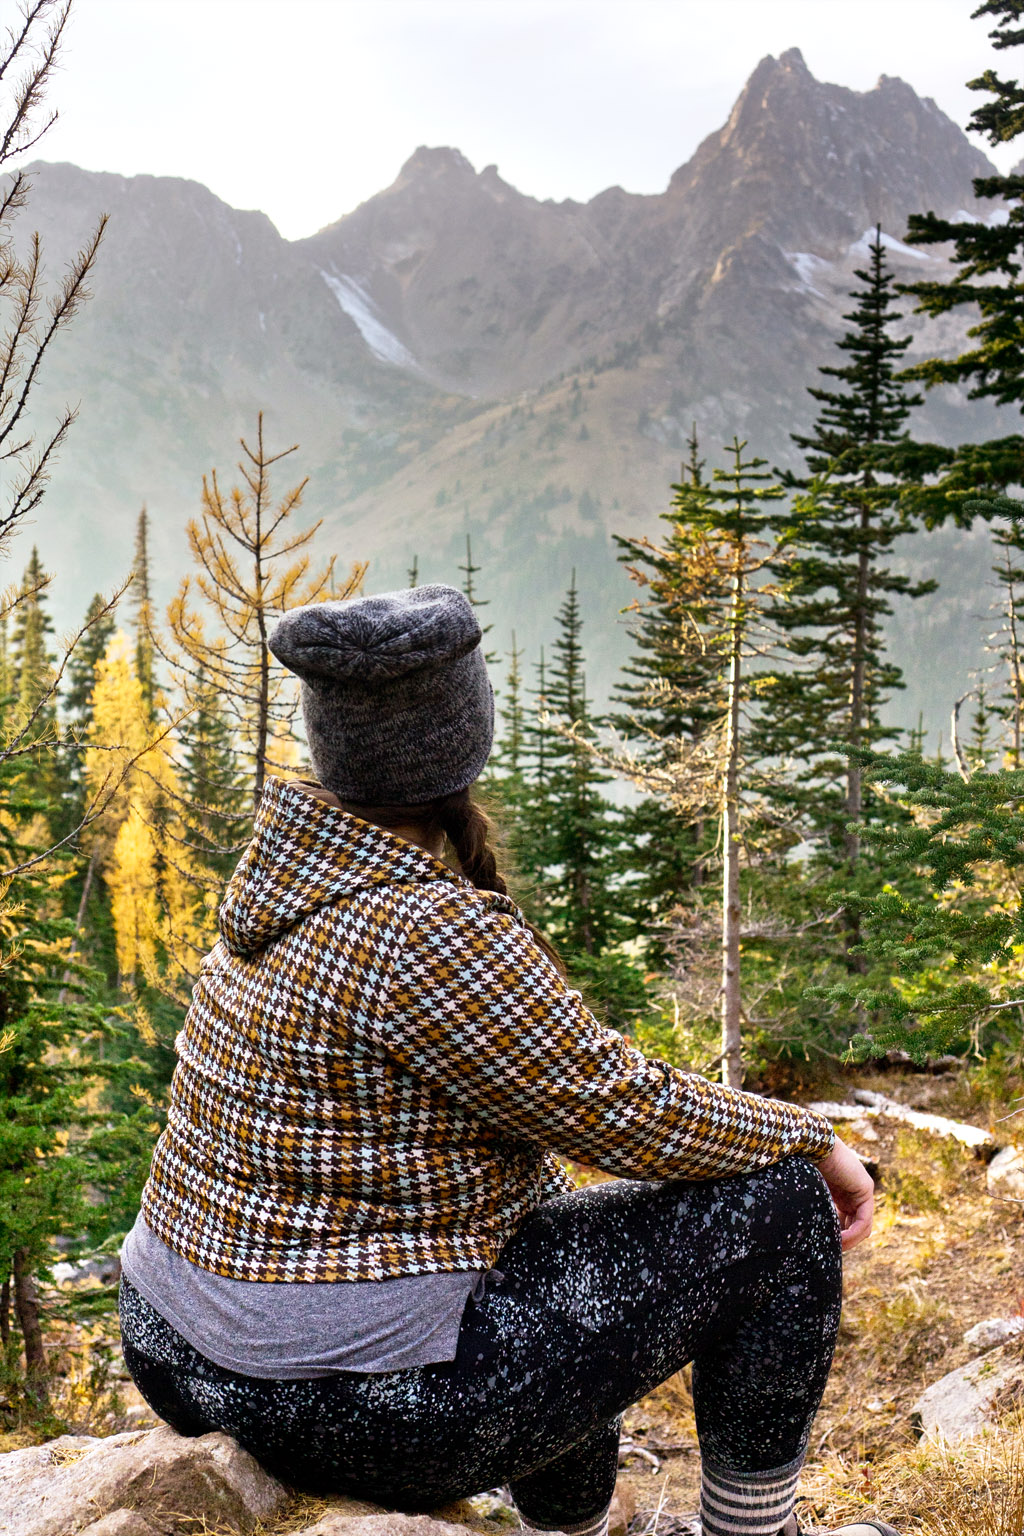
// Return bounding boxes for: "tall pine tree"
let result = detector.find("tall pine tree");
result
[762,229,932,874]
[613,430,721,953]
[901,1,1024,417]
[540,575,620,960]
[178,667,250,884]
[11,547,56,737]
[612,443,796,1084]
[458,534,497,666]
[893,1,1024,505]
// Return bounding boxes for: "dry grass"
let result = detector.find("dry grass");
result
[254,1495,333,1536]
[799,1415,1024,1534]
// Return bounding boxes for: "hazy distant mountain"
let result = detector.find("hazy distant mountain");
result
[17,47,1017,731]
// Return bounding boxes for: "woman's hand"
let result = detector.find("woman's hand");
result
[815,1135,874,1252]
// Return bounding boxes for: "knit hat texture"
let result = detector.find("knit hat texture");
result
[267,584,494,803]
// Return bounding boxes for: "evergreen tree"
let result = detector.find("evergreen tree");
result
[539,574,619,959]
[509,647,557,932]
[816,745,1024,1064]
[458,534,497,665]
[611,442,795,1085]
[891,1,1024,506]
[64,594,117,725]
[495,632,525,781]
[0,840,156,1412]
[178,667,249,883]
[480,635,536,918]
[484,634,526,808]
[612,430,721,952]
[968,682,996,773]
[762,229,932,874]
[901,1,1024,415]
[10,547,56,735]
[8,548,60,829]
[58,591,119,929]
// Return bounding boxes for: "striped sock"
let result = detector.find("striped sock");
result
[699,1454,803,1536]
[516,1504,611,1536]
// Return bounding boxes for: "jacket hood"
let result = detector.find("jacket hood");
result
[218,777,459,957]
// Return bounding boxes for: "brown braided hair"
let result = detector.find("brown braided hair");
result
[341,789,563,972]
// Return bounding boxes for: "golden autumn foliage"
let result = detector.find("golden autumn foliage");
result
[83,420,367,996]
[85,631,208,988]
[162,413,366,807]
[107,809,160,982]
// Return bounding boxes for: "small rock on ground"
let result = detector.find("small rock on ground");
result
[963,1316,1024,1351]
[910,1341,1024,1442]
[987,1144,1024,1201]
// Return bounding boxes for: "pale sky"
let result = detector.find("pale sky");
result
[27,0,1021,241]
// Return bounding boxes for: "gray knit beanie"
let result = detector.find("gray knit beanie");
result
[267,585,494,803]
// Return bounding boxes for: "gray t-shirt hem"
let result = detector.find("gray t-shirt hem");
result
[121,1214,488,1379]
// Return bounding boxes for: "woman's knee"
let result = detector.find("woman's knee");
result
[774,1154,840,1225]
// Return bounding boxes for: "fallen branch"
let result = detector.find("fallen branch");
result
[808,1101,881,1122]
[618,1442,661,1471]
[850,1089,996,1152]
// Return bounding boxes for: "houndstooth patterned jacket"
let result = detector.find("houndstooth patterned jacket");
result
[141,777,835,1282]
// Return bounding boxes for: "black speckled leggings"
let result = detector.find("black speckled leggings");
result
[119,1157,841,1524]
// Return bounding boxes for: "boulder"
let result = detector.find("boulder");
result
[987,1144,1024,1201]
[963,1317,1024,1351]
[0,1424,288,1536]
[910,1342,1024,1443]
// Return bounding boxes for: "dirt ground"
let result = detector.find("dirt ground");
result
[5,1067,1023,1534]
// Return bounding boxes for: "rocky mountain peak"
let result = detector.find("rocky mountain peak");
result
[667,49,993,254]
[395,145,477,186]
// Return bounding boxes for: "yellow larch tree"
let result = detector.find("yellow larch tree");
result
[85,631,199,989]
[162,413,367,810]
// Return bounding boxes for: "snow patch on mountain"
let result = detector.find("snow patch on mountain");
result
[849,229,930,261]
[786,250,830,295]
[319,268,418,368]
[956,207,1011,225]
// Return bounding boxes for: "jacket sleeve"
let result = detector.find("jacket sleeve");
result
[377,887,835,1181]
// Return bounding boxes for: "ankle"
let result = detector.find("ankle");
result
[516,1504,610,1536]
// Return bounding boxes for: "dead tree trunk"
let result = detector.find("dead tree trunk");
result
[721,555,744,1090]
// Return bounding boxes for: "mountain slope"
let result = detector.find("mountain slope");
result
[14,50,1015,729]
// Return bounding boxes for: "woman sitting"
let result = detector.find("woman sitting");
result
[119,584,895,1536]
